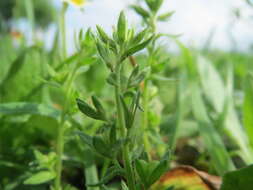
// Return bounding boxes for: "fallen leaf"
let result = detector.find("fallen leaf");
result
[151,165,221,190]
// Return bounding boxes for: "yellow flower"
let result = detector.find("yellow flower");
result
[63,0,86,7]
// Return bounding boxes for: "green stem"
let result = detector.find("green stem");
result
[60,2,68,59]
[114,64,136,190]
[84,149,99,190]
[142,80,151,160]
[54,75,76,189]
[85,164,99,190]
[54,3,69,190]
[25,0,35,42]
[101,159,110,178]
[55,115,65,190]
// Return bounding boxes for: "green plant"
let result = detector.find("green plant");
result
[221,164,253,189]
[76,10,170,190]
[131,0,175,157]
[2,0,253,189]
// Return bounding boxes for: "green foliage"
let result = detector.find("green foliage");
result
[136,151,170,189]
[130,5,150,19]
[157,11,175,21]
[1,0,253,189]
[14,0,56,28]
[145,0,164,13]
[75,10,164,190]
[24,171,55,185]
[88,166,125,187]
[95,11,153,70]
[0,102,60,119]
[117,11,127,43]
[243,75,253,150]
[77,98,107,121]
[221,165,253,190]
[0,0,56,31]
[23,150,56,185]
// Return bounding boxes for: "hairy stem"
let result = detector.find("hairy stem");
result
[55,115,65,190]
[142,80,151,160]
[114,64,136,190]
[54,4,70,188]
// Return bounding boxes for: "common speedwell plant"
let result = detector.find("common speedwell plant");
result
[76,11,170,190]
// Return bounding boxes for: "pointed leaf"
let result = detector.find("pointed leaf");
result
[148,160,168,187]
[121,36,153,61]
[120,96,134,128]
[96,25,117,51]
[76,98,103,121]
[131,28,149,45]
[130,5,150,18]
[92,96,107,121]
[96,25,111,43]
[88,166,125,186]
[128,72,146,88]
[24,171,55,185]
[145,0,163,13]
[76,131,93,147]
[109,123,117,145]
[92,136,112,158]
[136,160,149,187]
[158,11,175,21]
[117,11,127,43]
[106,72,117,86]
[127,66,139,88]
[96,40,113,71]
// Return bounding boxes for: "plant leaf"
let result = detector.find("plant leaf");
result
[96,25,116,51]
[96,25,111,44]
[88,166,125,186]
[76,98,104,121]
[24,171,55,185]
[135,160,149,187]
[221,165,253,190]
[130,5,150,18]
[92,136,112,158]
[243,75,253,149]
[131,28,149,45]
[145,0,164,13]
[120,96,134,129]
[96,40,113,71]
[0,102,60,119]
[117,11,127,43]
[148,160,168,187]
[92,96,107,121]
[106,73,117,86]
[158,11,174,21]
[76,131,93,147]
[121,36,153,61]
[128,72,146,88]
